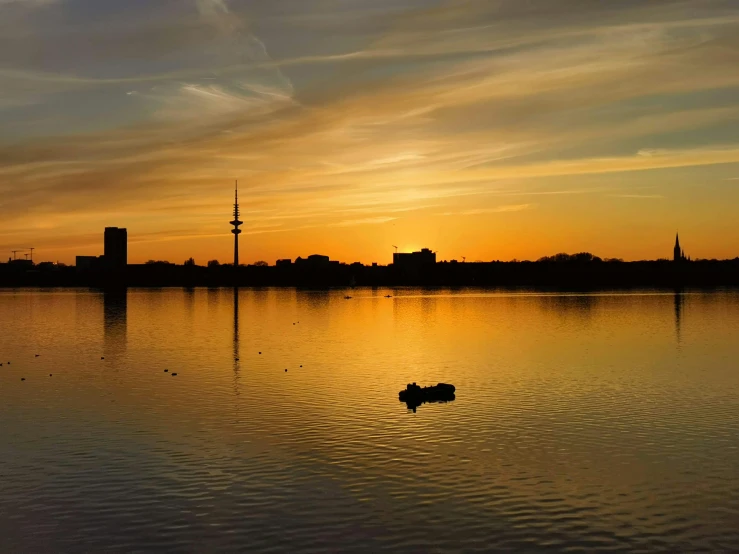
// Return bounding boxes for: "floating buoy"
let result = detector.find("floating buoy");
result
[164,369,168,372]
[285,369,288,372]
[300,365,303,368]
[101,357,104,360]
[49,374,52,377]
[172,373,178,376]
[21,378,25,381]
[259,352,262,355]
[35,354,40,357]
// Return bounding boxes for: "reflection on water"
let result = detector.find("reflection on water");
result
[675,290,684,345]
[1,288,739,552]
[103,290,127,360]
[537,292,595,319]
[233,288,240,396]
[401,391,456,413]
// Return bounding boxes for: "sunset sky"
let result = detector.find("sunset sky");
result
[2,0,739,265]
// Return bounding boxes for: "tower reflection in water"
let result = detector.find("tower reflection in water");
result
[103,290,127,361]
[233,287,240,395]
[674,290,684,346]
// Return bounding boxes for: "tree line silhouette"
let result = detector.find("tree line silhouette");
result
[2,252,739,288]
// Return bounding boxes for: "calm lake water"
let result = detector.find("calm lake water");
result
[1,288,738,552]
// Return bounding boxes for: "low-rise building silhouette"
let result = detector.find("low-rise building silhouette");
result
[76,255,103,271]
[393,248,436,268]
[294,254,339,268]
[392,248,436,283]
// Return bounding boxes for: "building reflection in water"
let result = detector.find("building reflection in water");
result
[296,289,330,312]
[537,293,595,320]
[233,287,240,396]
[103,290,127,361]
[674,290,684,346]
[184,287,195,317]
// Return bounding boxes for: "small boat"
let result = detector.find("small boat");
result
[344,295,352,299]
[399,383,455,408]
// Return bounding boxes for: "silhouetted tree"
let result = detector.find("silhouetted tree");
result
[538,252,602,263]
[145,260,173,266]
[254,260,269,267]
[207,260,220,268]
[184,258,196,267]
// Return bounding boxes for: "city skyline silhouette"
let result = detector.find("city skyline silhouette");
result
[2,186,736,271]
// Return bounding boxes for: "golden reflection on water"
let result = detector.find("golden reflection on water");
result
[1,288,739,551]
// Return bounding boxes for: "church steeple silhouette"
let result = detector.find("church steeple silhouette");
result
[674,232,687,262]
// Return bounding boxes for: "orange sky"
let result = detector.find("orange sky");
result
[1,0,739,264]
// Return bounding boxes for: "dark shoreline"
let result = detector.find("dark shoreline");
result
[0,285,739,296]
[3,258,739,289]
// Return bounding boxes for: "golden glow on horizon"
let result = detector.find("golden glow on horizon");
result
[1,1,739,263]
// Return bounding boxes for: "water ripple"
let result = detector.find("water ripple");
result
[0,288,738,552]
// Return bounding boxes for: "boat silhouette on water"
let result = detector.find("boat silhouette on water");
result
[399,382,455,412]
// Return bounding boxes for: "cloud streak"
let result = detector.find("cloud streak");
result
[442,204,534,216]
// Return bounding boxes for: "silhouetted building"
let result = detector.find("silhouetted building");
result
[230,181,242,266]
[76,255,103,271]
[392,248,437,283]
[295,254,336,267]
[8,259,33,269]
[276,259,292,267]
[393,248,436,268]
[674,233,689,262]
[104,227,127,269]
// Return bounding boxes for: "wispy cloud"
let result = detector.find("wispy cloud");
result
[442,204,534,216]
[610,194,664,199]
[332,217,398,227]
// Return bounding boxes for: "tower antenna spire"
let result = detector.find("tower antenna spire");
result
[230,180,243,267]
